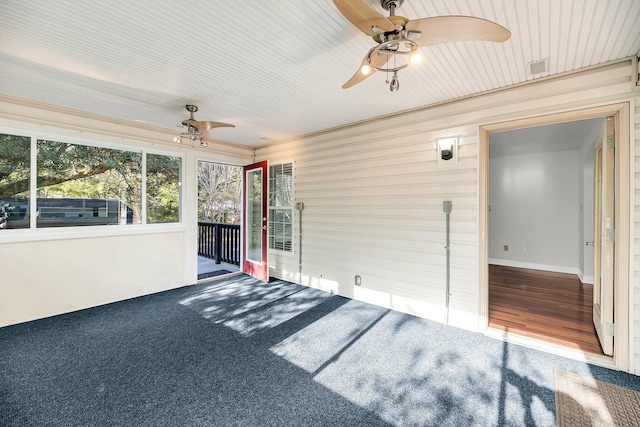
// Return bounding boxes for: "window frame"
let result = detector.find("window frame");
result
[268,161,294,253]
[0,127,186,243]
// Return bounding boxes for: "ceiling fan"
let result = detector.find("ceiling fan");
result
[333,0,511,92]
[174,104,235,147]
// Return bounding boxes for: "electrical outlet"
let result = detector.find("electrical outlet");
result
[355,275,362,286]
[503,245,509,251]
[521,247,526,253]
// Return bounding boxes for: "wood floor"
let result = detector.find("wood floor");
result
[488,264,604,355]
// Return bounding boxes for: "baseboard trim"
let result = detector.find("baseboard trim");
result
[488,258,580,277]
[489,259,594,284]
[577,272,594,285]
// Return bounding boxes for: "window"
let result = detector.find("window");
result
[147,154,181,223]
[197,161,242,223]
[268,162,293,251]
[0,132,183,230]
[0,133,30,229]
[36,140,142,227]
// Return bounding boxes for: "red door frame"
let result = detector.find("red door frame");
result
[242,160,268,281]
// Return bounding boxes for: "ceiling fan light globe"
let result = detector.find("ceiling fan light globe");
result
[361,64,372,75]
[390,75,399,92]
[409,52,422,64]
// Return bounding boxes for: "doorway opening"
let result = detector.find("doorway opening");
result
[196,161,242,281]
[487,117,604,354]
[479,103,631,371]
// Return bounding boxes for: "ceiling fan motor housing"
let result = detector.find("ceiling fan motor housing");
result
[381,0,404,12]
[374,16,409,42]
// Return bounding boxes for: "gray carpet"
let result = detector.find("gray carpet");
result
[1,275,638,426]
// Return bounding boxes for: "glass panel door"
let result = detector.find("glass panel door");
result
[246,168,263,262]
[242,161,268,281]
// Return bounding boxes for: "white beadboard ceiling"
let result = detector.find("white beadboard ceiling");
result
[0,0,639,148]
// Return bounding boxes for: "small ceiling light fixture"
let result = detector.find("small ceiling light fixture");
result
[437,137,458,166]
[362,36,422,92]
[174,104,234,148]
[174,125,208,147]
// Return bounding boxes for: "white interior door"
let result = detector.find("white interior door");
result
[593,117,615,356]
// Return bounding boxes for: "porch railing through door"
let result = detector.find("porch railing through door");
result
[198,222,241,266]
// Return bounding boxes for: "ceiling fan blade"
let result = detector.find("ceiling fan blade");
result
[182,119,235,130]
[333,0,395,36]
[197,120,235,130]
[405,16,511,46]
[342,50,391,89]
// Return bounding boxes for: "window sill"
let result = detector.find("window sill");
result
[0,222,187,244]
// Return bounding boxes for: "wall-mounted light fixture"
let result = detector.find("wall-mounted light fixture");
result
[437,137,458,166]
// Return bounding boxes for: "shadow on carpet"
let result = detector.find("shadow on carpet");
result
[1,274,638,427]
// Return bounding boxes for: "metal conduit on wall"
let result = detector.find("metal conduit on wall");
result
[443,200,452,325]
[295,202,304,284]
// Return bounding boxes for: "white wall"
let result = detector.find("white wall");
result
[488,150,580,274]
[0,111,253,328]
[0,231,185,327]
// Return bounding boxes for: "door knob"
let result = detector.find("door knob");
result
[586,241,594,246]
